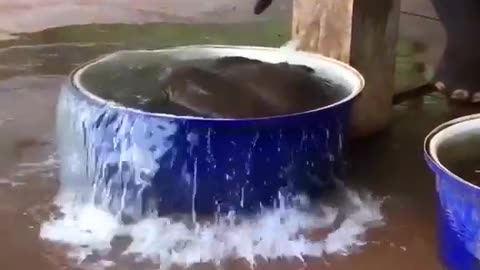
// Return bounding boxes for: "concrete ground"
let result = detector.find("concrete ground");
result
[0,0,477,269]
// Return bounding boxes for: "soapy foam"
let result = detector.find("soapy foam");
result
[40,186,384,269]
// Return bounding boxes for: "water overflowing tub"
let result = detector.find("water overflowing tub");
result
[56,45,364,220]
[424,114,480,270]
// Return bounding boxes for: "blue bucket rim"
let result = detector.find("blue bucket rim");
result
[69,44,365,122]
[424,113,480,191]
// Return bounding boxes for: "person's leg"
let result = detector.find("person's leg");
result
[430,0,480,103]
[254,0,273,14]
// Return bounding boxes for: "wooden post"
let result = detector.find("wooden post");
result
[292,0,401,138]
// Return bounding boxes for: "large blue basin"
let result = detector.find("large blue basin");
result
[56,45,364,220]
[424,114,480,270]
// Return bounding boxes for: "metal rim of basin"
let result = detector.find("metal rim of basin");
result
[70,44,365,121]
[424,113,480,191]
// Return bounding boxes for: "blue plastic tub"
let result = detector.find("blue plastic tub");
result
[56,45,364,220]
[424,114,480,270]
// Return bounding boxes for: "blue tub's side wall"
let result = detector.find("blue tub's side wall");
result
[57,85,180,219]
[426,156,480,270]
[59,79,352,219]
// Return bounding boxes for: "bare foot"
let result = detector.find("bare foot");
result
[434,82,480,104]
[433,51,480,104]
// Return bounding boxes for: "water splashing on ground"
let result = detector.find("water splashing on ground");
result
[40,182,384,269]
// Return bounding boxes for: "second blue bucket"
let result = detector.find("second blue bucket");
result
[425,114,480,270]
[56,45,365,220]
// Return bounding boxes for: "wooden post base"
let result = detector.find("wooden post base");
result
[292,0,401,138]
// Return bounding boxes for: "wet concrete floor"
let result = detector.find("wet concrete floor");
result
[0,15,478,270]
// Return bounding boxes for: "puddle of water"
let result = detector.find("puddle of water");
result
[10,21,290,47]
[0,21,289,82]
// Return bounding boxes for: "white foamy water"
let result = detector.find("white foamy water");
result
[0,178,25,187]
[16,153,59,178]
[280,39,301,52]
[40,187,384,269]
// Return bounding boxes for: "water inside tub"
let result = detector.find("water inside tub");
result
[437,134,480,187]
[79,56,348,118]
